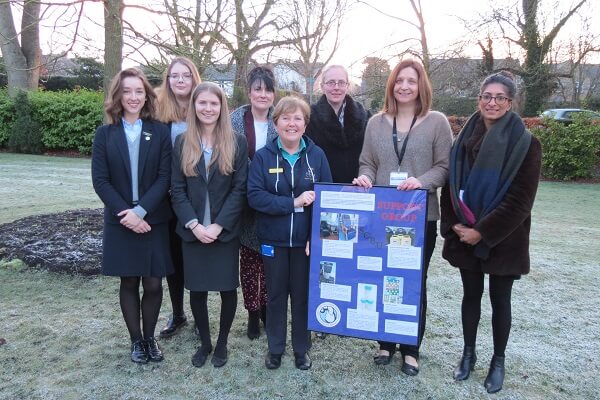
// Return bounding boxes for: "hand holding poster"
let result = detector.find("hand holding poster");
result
[308,183,428,345]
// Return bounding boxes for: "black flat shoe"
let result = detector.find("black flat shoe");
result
[191,345,213,368]
[294,352,312,370]
[453,346,476,381]
[130,340,148,364]
[401,359,419,376]
[211,348,228,368]
[265,352,282,370]
[484,355,505,393]
[145,337,163,362]
[159,315,187,338]
[373,350,395,365]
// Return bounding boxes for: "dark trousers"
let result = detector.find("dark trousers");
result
[165,218,185,317]
[459,269,516,357]
[262,246,311,355]
[379,220,437,359]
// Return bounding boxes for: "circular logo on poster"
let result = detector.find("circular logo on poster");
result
[316,302,341,327]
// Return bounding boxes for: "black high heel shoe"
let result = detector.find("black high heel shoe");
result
[453,346,476,380]
[484,355,505,393]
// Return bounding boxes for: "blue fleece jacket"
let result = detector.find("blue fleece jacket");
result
[248,136,332,247]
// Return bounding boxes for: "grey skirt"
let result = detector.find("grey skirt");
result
[182,238,240,292]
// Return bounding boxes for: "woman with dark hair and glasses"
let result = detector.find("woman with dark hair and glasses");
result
[230,66,279,340]
[156,57,202,338]
[353,59,452,376]
[440,71,542,393]
[92,67,173,364]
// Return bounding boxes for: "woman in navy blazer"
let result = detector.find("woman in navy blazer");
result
[170,82,248,368]
[92,68,173,364]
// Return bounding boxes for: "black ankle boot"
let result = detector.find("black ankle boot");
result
[453,346,477,380]
[247,310,260,340]
[484,355,505,393]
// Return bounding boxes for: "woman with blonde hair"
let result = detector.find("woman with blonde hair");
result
[248,96,332,370]
[92,67,172,363]
[171,82,248,368]
[156,57,202,338]
[353,59,452,376]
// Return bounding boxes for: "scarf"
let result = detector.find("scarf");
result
[449,110,532,259]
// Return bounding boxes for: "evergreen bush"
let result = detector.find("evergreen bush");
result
[533,115,600,180]
[7,91,43,154]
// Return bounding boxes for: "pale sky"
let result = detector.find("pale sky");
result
[30,0,600,81]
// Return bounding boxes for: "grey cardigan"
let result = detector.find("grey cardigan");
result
[358,111,452,221]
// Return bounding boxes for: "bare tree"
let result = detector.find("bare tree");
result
[103,0,123,93]
[0,0,41,95]
[281,0,349,102]
[480,0,588,115]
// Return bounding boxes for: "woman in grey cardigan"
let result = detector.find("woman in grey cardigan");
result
[353,59,452,376]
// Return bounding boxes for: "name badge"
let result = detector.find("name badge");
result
[261,244,275,257]
[269,168,284,174]
[389,172,408,186]
[294,207,304,213]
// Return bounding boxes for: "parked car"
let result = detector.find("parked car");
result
[541,108,600,123]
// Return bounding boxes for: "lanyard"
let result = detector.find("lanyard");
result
[392,115,417,168]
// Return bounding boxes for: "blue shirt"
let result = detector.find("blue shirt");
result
[277,137,306,166]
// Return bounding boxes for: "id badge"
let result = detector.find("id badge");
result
[389,171,408,186]
[261,244,275,257]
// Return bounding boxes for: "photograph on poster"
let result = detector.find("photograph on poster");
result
[387,244,422,270]
[357,283,377,313]
[319,261,336,285]
[356,255,382,271]
[319,212,359,242]
[385,226,415,246]
[383,276,403,305]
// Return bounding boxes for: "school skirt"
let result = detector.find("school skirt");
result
[101,222,174,278]
[182,238,240,292]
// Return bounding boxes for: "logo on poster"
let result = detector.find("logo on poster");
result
[316,302,341,327]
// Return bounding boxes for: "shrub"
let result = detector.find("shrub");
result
[0,89,16,146]
[8,91,43,154]
[532,115,600,180]
[29,89,103,154]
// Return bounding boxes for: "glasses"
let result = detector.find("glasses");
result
[169,73,193,81]
[324,80,348,88]
[479,94,511,105]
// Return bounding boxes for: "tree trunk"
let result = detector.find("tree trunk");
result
[103,0,124,95]
[0,1,41,96]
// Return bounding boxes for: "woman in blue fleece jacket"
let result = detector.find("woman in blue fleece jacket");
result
[247,96,332,371]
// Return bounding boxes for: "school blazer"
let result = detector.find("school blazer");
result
[91,119,172,225]
[170,134,248,243]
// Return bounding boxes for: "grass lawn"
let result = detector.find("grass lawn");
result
[1,154,599,399]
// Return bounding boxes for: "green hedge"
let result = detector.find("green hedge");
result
[532,116,600,180]
[0,89,103,154]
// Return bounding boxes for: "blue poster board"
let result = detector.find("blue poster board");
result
[307,183,428,345]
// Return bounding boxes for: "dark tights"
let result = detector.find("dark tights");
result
[119,276,163,341]
[190,290,237,358]
[166,219,185,317]
[460,269,515,357]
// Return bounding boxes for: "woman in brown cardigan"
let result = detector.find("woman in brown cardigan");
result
[440,71,542,393]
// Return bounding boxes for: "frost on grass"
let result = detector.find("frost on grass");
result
[0,208,103,275]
